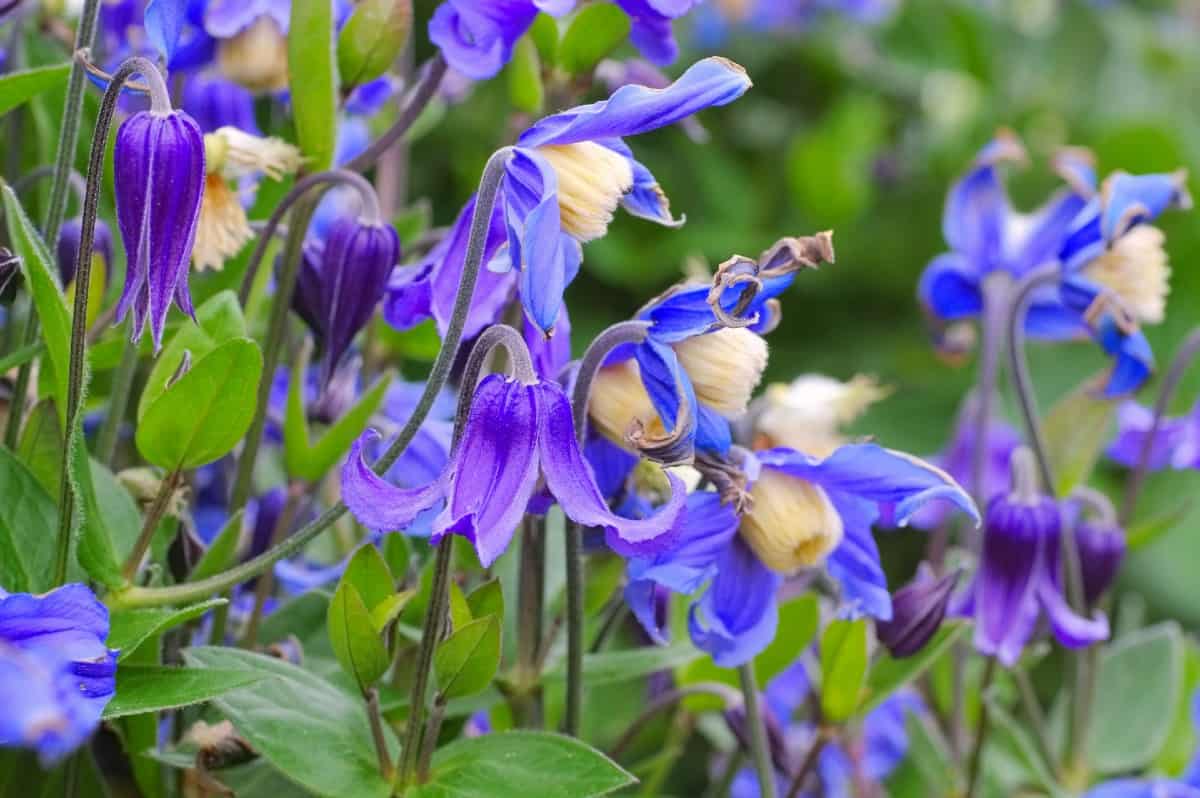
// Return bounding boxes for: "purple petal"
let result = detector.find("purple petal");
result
[688,537,781,667]
[942,133,1023,269]
[341,430,445,532]
[918,252,982,321]
[428,194,514,339]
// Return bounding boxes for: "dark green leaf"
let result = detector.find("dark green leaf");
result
[189,510,245,583]
[558,4,630,75]
[108,600,227,661]
[382,533,411,581]
[820,619,869,722]
[17,400,60,494]
[184,646,395,798]
[103,665,264,719]
[507,36,544,114]
[0,63,71,116]
[1043,378,1118,497]
[76,458,142,589]
[289,0,338,171]
[435,615,500,699]
[0,445,58,593]
[411,732,634,798]
[861,621,967,714]
[336,0,412,88]
[136,338,263,469]
[328,581,391,691]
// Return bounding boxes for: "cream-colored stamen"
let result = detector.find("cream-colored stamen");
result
[672,327,768,417]
[739,469,844,573]
[756,374,890,456]
[537,141,634,242]
[588,359,666,452]
[193,174,253,272]
[218,17,289,93]
[1082,225,1170,325]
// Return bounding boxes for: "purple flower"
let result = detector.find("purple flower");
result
[965,491,1108,666]
[385,57,752,338]
[182,71,261,134]
[429,0,573,81]
[613,0,701,66]
[626,444,977,666]
[292,217,400,386]
[205,0,290,91]
[0,584,117,764]
[342,373,686,567]
[1075,519,1125,606]
[875,565,958,658]
[1084,780,1200,798]
[56,216,113,288]
[113,107,206,349]
[1108,400,1200,472]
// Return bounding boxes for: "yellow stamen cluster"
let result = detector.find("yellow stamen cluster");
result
[210,126,303,180]
[193,174,253,272]
[537,142,634,242]
[672,327,768,417]
[739,469,844,573]
[1082,225,1170,325]
[588,359,666,452]
[218,17,289,93]
[756,374,890,456]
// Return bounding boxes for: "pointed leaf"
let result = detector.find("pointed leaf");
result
[820,619,869,722]
[328,581,390,691]
[466,579,504,622]
[0,445,58,593]
[435,615,500,699]
[289,0,338,171]
[342,544,396,612]
[0,64,71,116]
[370,590,415,633]
[108,599,227,661]
[103,665,263,719]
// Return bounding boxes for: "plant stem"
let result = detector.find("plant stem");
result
[366,688,395,783]
[972,272,1012,507]
[120,469,181,582]
[416,695,447,783]
[965,658,997,798]
[1119,326,1200,526]
[1005,266,1058,493]
[239,482,306,648]
[1013,667,1058,778]
[55,56,159,587]
[784,732,827,798]
[95,329,139,465]
[514,516,545,728]
[738,664,778,798]
[608,683,739,759]
[105,147,512,610]
[344,55,447,175]
[398,541,453,785]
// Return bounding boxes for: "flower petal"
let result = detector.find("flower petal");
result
[942,133,1023,270]
[918,252,982,321]
[341,430,445,532]
[688,537,781,667]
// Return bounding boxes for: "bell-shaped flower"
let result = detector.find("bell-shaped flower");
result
[342,372,686,568]
[626,443,977,666]
[113,102,206,349]
[1108,399,1200,472]
[205,0,290,92]
[385,57,752,340]
[874,564,958,658]
[1075,518,1126,607]
[0,584,117,765]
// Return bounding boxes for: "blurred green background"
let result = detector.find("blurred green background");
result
[408,0,1200,621]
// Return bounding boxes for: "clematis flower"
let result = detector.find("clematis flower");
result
[182,71,261,134]
[613,0,702,66]
[342,372,686,567]
[1057,170,1191,395]
[1074,518,1126,607]
[962,449,1109,666]
[1108,399,1200,471]
[0,584,117,765]
[875,564,958,658]
[626,444,977,666]
[385,57,753,339]
[113,99,206,349]
[205,0,290,92]
[428,0,574,81]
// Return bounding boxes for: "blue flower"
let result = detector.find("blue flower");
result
[613,0,702,66]
[385,57,752,338]
[429,0,574,81]
[626,444,976,666]
[0,585,117,765]
[1108,399,1200,472]
[204,0,291,92]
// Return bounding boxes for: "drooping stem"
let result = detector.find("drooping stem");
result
[972,272,1013,508]
[95,326,139,465]
[1119,326,1200,526]
[55,56,163,587]
[738,664,778,798]
[121,469,182,582]
[965,658,997,798]
[514,516,546,728]
[562,320,654,736]
[398,541,453,785]
[783,731,828,798]
[345,55,448,175]
[1005,266,1058,493]
[106,147,513,610]
[608,683,740,759]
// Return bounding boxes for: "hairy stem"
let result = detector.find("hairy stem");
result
[345,55,448,175]
[398,542,452,784]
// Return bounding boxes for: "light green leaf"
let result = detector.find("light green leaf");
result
[336,0,412,88]
[370,590,415,633]
[136,338,263,469]
[558,4,630,75]
[342,544,396,612]
[529,13,559,65]
[76,458,142,589]
[1153,639,1200,775]
[328,581,391,692]
[1087,622,1184,773]
[108,599,227,661]
[549,640,703,686]
[17,400,61,494]
[183,646,395,798]
[0,63,71,117]
[289,0,338,171]
[448,580,472,632]
[411,732,634,798]
[1043,379,1118,497]
[820,619,869,723]
[103,666,263,719]
[0,445,58,593]
[466,579,504,622]
[755,593,819,684]
[189,510,245,583]
[507,35,544,114]
[861,621,967,714]
[435,615,501,699]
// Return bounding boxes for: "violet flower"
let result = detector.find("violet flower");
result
[385,57,752,338]
[875,565,959,658]
[113,93,206,350]
[342,373,686,567]
[1075,519,1126,607]
[204,0,290,92]
[56,216,113,289]
[182,70,261,134]
[0,584,117,764]
[1108,399,1200,472]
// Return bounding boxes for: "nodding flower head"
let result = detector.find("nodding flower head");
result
[1075,519,1126,607]
[672,327,768,417]
[876,565,959,658]
[536,142,635,242]
[738,467,843,572]
[587,358,667,453]
[216,16,289,92]
[113,105,206,349]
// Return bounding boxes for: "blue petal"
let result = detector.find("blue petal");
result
[505,149,576,333]
[1084,780,1200,798]
[1100,171,1191,244]
[942,133,1024,270]
[145,0,189,63]
[688,537,781,667]
[634,338,699,460]
[825,494,892,620]
[341,430,446,533]
[1095,316,1154,397]
[600,138,683,228]
[918,252,982,321]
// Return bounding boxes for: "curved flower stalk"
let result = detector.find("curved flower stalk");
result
[626,444,977,666]
[342,331,687,568]
[0,584,116,765]
[385,57,753,338]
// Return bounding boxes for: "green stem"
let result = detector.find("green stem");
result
[95,330,138,465]
[965,658,997,798]
[121,469,182,582]
[366,687,395,783]
[105,146,513,606]
[738,664,778,798]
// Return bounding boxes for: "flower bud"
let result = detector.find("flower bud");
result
[217,16,289,93]
[876,566,958,658]
[290,217,400,386]
[114,108,206,349]
[1075,520,1125,606]
[587,358,666,450]
[739,468,843,573]
[537,142,634,242]
[673,327,767,417]
[56,217,113,288]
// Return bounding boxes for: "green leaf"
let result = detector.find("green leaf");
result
[328,582,391,692]
[102,665,263,719]
[76,459,142,589]
[1043,378,1118,497]
[558,4,630,75]
[466,579,504,622]
[507,36,544,114]
[382,534,411,581]
[189,510,245,583]
[336,0,412,88]
[861,621,967,714]
[108,600,227,661]
[17,400,61,494]
[448,580,473,632]
[136,338,263,469]
[1087,622,1184,773]
[820,619,869,722]
[411,731,634,798]
[755,593,819,684]
[529,13,559,65]
[284,341,392,481]
[987,695,1066,798]
[549,640,703,686]
[139,290,246,420]
[342,544,396,612]
[370,590,415,633]
[1127,498,1194,550]
[184,646,395,798]
[0,445,58,593]
[0,63,71,117]
[435,615,501,699]
[583,555,624,617]
[289,0,338,171]
[1153,640,1200,775]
